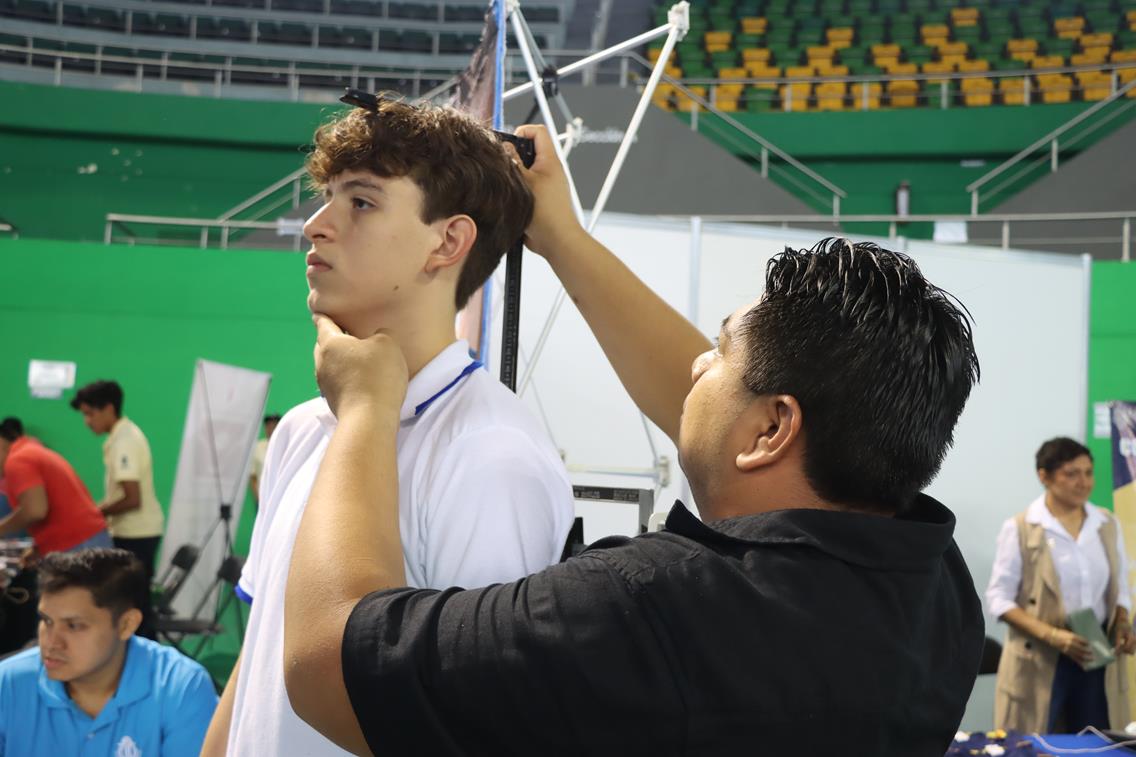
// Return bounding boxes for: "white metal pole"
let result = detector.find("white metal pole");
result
[509,7,585,221]
[502,23,675,102]
[517,3,689,400]
[588,6,686,233]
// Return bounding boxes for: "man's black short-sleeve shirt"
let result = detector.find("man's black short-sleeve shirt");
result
[342,495,984,756]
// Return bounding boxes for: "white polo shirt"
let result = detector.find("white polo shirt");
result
[102,417,164,539]
[227,340,574,756]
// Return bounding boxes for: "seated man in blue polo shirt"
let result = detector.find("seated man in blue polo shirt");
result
[0,548,217,756]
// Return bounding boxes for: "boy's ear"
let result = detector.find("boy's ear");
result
[425,215,477,274]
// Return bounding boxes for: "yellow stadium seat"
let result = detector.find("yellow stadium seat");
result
[952,7,980,26]
[1112,50,1136,63]
[816,82,847,110]
[1007,39,1039,53]
[1058,29,1084,39]
[719,67,748,79]
[938,41,969,56]
[849,81,883,109]
[1078,72,1112,100]
[830,39,853,49]
[924,35,950,49]
[808,45,837,61]
[664,64,683,77]
[821,64,850,75]
[1119,68,1136,97]
[941,54,969,66]
[1037,73,1074,103]
[743,48,773,62]
[888,62,919,74]
[706,42,730,53]
[964,92,994,105]
[887,79,921,108]
[705,31,732,46]
[715,99,740,112]
[1012,50,1038,62]
[746,63,782,77]
[1128,9,1136,22]
[1071,52,1104,65]
[1080,33,1113,48]
[741,17,768,35]
[957,59,990,72]
[786,65,817,77]
[923,61,955,74]
[1053,17,1085,33]
[652,97,674,111]
[871,43,901,57]
[780,83,812,111]
[1000,77,1031,104]
[961,76,994,91]
[647,49,675,63]
[827,27,855,43]
[1031,55,1065,69]
[922,24,950,39]
[874,55,900,68]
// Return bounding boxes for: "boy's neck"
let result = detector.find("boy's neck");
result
[342,307,459,379]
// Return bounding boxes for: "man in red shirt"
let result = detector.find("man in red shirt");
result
[0,417,110,556]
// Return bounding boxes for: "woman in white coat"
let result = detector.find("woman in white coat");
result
[987,437,1136,733]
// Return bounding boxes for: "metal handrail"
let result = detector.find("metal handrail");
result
[217,166,308,222]
[681,210,1135,261]
[966,76,1136,211]
[105,209,1135,261]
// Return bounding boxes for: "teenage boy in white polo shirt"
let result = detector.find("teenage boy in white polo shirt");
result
[200,97,575,756]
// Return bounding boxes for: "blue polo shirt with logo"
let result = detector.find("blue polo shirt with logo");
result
[0,636,217,757]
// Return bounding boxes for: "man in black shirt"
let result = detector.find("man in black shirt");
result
[281,124,985,756]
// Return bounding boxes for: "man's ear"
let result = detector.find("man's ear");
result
[736,395,803,472]
[1036,468,1050,487]
[424,215,477,274]
[117,608,142,640]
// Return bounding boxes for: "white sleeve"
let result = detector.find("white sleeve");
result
[985,517,1024,620]
[237,421,289,602]
[1113,513,1132,612]
[420,427,573,590]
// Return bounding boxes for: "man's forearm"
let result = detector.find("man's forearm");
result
[283,404,404,753]
[100,496,140,516]
[0,508,39,536]
[541,227,711,444]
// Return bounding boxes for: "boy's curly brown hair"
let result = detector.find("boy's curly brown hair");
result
[307,97,534,310]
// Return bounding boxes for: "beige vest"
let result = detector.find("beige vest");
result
[994,509,1129,732]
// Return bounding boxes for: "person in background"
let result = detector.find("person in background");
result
[987,436,1136,733]
[0,548,217,756]
[71,380,164,639]
[0,417,109,556]
[249,413,281,505]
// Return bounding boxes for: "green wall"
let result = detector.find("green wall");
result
[0,237,319,680]
[0,81,342,242]
[1088,262,1136,509]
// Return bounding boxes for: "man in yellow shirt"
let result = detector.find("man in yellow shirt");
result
[248,413,281,506]
[72,380,164,638]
